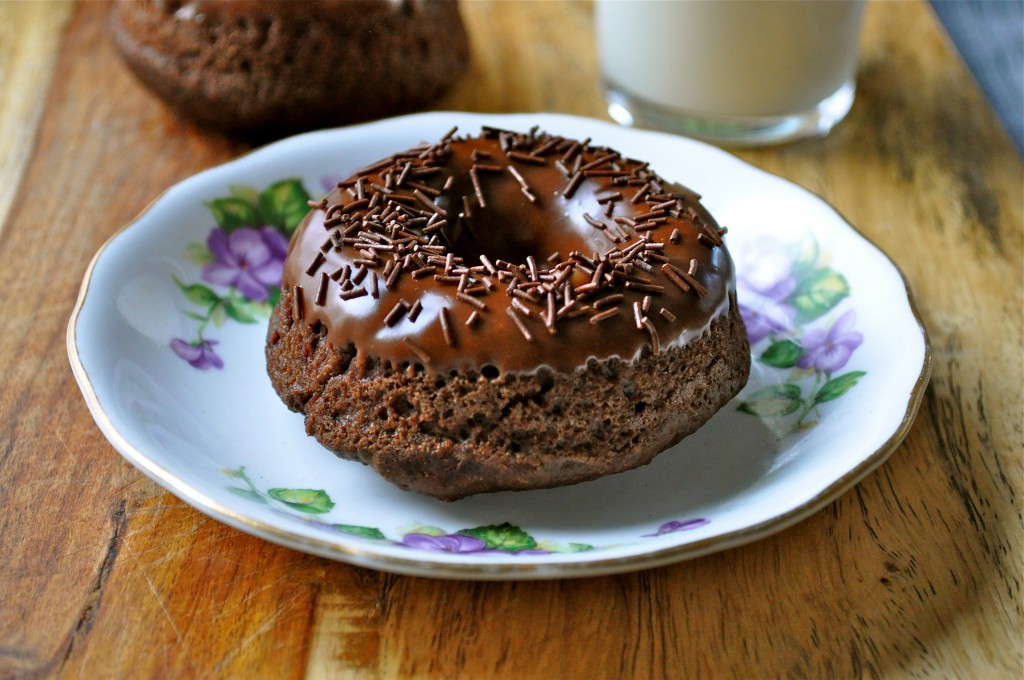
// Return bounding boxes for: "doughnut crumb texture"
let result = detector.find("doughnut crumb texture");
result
[267,127,750,499]
[109,0,470,138]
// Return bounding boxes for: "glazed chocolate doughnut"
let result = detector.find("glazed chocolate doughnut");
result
[266,127,750,499]
[109,0,470,138]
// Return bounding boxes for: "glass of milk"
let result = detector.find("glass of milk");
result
[596,0,866,147]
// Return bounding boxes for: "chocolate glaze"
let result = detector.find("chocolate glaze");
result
[282,128,736,375]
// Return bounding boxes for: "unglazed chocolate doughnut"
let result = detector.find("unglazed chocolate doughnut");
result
[266,127,750,499]
[109,0,470,138]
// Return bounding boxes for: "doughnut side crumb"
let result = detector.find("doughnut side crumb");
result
[267,287,750,500]
[108,0,470,137]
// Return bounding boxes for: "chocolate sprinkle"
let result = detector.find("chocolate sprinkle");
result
[661,264,691,293]
[408,299,423,322]
[511,297,533,317]
[315,272,329,306]
[457,292,487,311]
[632,300,645,329]
[305,251,326,276]
[563,171,584,199]
[383,300,409,327]
[508,150,546,165]
[439,307,455,346]
[470,168,487,208]
[506,307,533,341]
[403,338,431,364]
[340,287,368,301]
[642,318,660,356]
[589,307,619,324]
[291,285,304,321]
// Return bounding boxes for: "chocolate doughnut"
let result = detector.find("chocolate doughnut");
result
[109,0,470,138]
[266,127,750,499]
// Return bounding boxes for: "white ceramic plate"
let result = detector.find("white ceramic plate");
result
[68,113,929,579]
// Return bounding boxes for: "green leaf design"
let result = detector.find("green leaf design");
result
[333,524,386,540]
[175,278,220,307]
[259,179,311,234]
[184,242,214,266]
[225,296,260,323]
[267,488,335,514]
[229,184,260,204]
[791,238,821,277]
[250,300,274,317]
[458,523,538,553]
[206,197,262,231]
[221,467,247,479]
[267,286,282,308]
[737,384,804,417]
[534,540,594,554]
[227,486,268,503]
[791,268,849,323]
[210,301,228,327]
[566,543,594,553]
[760,339,804,368]
[400,523,446,537]
[813,371,867,405]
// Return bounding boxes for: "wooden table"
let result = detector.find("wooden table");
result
[2,1,1020,677]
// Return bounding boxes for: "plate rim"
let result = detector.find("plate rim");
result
[66,112,932,579]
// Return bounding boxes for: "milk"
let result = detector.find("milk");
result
[597,0,865,132]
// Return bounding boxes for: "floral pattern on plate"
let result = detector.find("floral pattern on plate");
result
[223,466,707,555]
[171,180,312,369]
[735,235,866,436]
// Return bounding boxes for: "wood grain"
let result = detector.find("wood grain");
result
[0,1,74,234]
[0,1,1019,678]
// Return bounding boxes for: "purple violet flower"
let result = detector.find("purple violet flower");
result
[642,518,710,537]
[260,225,289,263]
[201,227,285,302]
[736,238,798,344]
[402,533,488,553]
[797,309,863,373]
[170,338,223,370]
